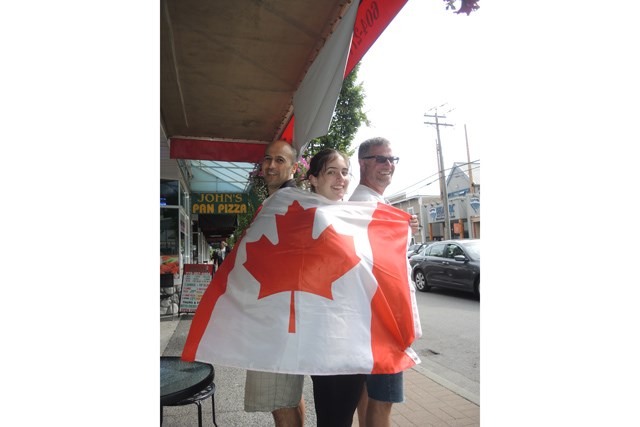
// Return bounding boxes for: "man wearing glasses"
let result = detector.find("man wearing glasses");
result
[350,137,419,427]
[350,136,402,202]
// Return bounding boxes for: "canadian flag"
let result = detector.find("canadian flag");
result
[182,188,422,375]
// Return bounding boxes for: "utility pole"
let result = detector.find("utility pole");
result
[424,107,453,240]
[464,124,474,195]
[464,124,475,239]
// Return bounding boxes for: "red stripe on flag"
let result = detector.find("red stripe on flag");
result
[368,203,416,373]
[289,291,296,333]
[183,206,264,361]
[181,248,239,361]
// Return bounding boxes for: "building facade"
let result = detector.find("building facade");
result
[389,162,480,243]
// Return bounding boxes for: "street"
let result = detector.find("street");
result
[412,287,480,400]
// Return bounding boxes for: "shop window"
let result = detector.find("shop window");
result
[161,179,180,207]
[160,208,179,255]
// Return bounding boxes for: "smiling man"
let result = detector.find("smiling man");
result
[350,137,419,427]
[244,139,306,427]
[350,137,398,201]
[262,140,299,196]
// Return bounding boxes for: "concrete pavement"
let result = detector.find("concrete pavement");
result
[161,314,479,427]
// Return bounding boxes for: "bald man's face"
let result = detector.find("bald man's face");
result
[261,141,298,194]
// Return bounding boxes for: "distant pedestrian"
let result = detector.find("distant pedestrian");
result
[214,244,224,269]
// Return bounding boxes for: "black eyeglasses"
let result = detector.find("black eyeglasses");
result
[360,155,400,164]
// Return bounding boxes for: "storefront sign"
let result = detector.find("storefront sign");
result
[428,204,456,222]
[179,264,214,313]
[469,196,480,215]
[191,193,249,214]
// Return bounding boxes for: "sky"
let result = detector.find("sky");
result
[347,0,487,198]
[348,0,640,204]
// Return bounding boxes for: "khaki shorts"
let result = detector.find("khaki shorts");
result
[244,370,304,412]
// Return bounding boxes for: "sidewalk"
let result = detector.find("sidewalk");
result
[161,315,479,427]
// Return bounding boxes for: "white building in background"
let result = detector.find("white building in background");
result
[389,161,480,243]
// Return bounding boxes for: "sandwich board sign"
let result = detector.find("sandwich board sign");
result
[179,264,214,313]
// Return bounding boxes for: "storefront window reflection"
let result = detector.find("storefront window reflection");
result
[160,179,180,207]
[160,208,179,255]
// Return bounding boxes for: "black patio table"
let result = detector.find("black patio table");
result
[160,356,214,406]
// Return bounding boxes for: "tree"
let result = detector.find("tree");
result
[443,0,480,15]
[227,172,266,248]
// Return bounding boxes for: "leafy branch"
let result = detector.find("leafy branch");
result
[443,0,480,15]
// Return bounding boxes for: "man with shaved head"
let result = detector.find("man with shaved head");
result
[261,140,299,196]
[244,140,306,427]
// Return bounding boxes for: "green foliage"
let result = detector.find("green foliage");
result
[443,0,480,15]
[228,168,267,247]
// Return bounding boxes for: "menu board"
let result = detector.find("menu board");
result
[179,264,214,313]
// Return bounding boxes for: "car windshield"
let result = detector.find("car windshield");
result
[461,241,480,259]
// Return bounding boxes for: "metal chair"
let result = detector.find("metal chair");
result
[161,371,218,427]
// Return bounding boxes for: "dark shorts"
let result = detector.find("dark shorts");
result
[366,372,404,403]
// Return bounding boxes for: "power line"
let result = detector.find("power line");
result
[391,161,480,196]
[400,163,480,195]
[389,160,480,198]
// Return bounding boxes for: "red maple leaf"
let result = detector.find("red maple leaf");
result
[243,200,361,333]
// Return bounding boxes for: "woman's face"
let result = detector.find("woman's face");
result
[309,156,350,201]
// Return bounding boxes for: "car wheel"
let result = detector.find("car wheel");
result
[414,270,431,292]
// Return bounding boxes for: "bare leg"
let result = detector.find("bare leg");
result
[356,385,368,427]
[365,399,392,427]
[298,397,306,426]
[272,397,305,427]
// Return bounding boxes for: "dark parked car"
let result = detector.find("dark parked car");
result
[406,243,427,258]
[409,239,480,298]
